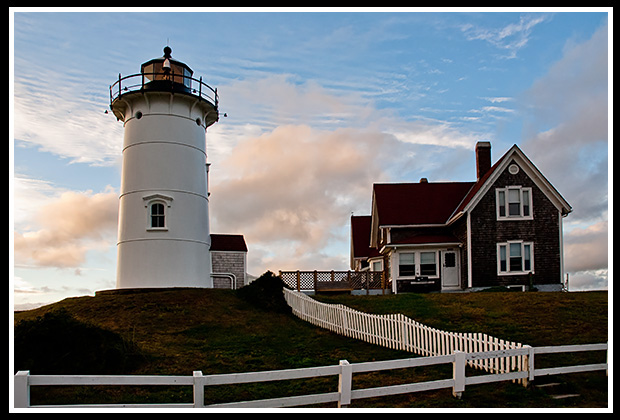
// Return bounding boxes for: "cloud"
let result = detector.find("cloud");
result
[14,187,118,268]
[218,74,375,128]
[481,97,513,104]
[461,14,550,59]
[208,74,497,274]
[566,270,608,292]
[563,220,608,274]
[517,22,609,291]
[210,124,394,268]
[13,65,122,166]
[521,22,608,223]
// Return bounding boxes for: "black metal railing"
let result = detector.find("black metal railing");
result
[109,72,218,109]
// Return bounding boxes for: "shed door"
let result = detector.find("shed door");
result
[442,250,459,289]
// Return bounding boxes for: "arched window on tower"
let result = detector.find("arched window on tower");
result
[150,202,165,228]
[143,194,173,231]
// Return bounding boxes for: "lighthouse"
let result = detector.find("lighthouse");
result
[110,46,218,289]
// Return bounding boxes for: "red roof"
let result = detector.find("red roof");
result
[210,234,247,252]
[351,215,380,259]
[373,182,475,226]
[452,156,503,216]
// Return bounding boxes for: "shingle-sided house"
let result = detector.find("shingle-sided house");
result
[210,234,248,289]
[351,141,572,293]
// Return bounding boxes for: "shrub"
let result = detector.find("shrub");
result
[14,309,143,375]
[236,271,292,314]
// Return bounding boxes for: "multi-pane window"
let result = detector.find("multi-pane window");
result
[498,241,533,274]
[398,251,438,277]
[496,187,532,219]
[420,252,437,276]
[150,202,166,228]
[399,253,416,277]
[143,194,172,231]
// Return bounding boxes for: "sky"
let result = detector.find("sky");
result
[10,8,611,310]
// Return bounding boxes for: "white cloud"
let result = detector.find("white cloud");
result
[14,187,118,269]
[461,14,551,59]
[563,220,608,274]
[13,65,122,166]
[210,124,394,270]
[481,97,513,104]
[521,22,608,222]
[519,22,609,289]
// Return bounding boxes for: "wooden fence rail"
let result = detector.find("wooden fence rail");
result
[14,343,607,408]
[283,288,528,380]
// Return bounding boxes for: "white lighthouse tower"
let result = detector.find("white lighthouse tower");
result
[110,46,219,289]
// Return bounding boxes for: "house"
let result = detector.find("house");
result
[351,141,572,293]
[210,234,248,289]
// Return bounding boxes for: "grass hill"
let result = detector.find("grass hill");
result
[13,273,608,408]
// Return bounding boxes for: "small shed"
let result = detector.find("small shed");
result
[210,234,248,289]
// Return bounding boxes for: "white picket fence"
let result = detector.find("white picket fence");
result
[283,288,528,379]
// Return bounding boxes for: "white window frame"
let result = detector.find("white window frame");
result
[143,194,173,231]
[370,259,383,272]
[496,186,533,220]
[497,241,534,275]
[397,250,439,279]
[398,252,416,277]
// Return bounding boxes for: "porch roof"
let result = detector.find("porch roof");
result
[389,233,461,246]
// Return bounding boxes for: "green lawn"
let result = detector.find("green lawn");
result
[13,278,608,408]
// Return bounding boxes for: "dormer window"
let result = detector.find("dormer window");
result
[496,187,532,220]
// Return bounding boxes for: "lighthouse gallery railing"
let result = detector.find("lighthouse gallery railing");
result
[109,71,218,109]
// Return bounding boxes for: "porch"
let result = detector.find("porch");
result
[279,270,390,294]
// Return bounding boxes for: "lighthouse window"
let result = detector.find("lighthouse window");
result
[150,203,165,228]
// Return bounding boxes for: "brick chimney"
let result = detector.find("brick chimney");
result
[475,141,491,180]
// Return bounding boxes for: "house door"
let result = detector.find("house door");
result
[442,250,459,289]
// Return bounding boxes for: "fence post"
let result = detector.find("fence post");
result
[193,371,204,408]
[452,351,466,399]
[296,271,301,292]
[526,345,535,385]
[14,371,30,408]
[338,360,352,408]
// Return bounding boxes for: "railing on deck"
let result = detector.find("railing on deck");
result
[109,72,218,109]
[279,270,389,294]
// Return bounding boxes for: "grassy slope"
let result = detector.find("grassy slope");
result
[13,287,608,408]
[315,291,609,347]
